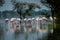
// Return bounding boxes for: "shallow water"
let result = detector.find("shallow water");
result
[0,19,49,40]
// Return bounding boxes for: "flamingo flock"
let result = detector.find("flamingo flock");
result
[5,17,56,33]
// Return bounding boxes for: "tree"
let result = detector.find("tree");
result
[12,0,40,19]
[46,0,60,40]
[0,0,5,6]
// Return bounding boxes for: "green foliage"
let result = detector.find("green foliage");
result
[48,24,53,30]
[13,2,40,18]
[41,0,47,4]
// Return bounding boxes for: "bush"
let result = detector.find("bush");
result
[48,24,53,30]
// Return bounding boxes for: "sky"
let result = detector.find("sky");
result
[0,0,51,11]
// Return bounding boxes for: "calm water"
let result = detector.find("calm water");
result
[0,18,49,40]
